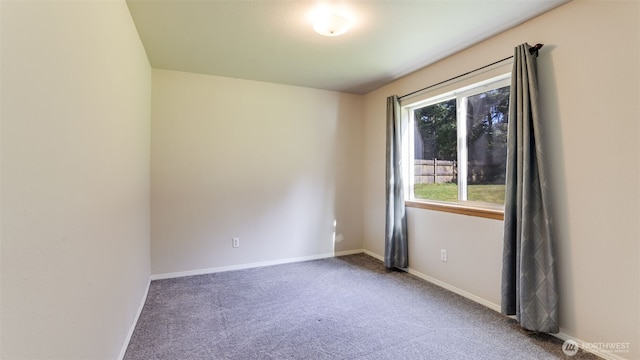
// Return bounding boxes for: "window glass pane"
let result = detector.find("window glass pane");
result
[466,86,509,204]
[413,99,457,202]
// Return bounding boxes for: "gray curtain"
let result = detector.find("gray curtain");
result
[501,44,558,333]
[385,95,408,269]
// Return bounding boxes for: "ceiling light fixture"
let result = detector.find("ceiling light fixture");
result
[311,5,353,37]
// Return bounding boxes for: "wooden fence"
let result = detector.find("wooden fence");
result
[414,159,456,184]
[414,160,505,184]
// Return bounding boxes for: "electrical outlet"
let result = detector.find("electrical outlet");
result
[440,249,447,262]
[232,237,240,248]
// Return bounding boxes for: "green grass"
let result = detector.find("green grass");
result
[414,183,458,202]
[414,183,505,205]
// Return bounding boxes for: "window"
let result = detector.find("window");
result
[403,74,510,216]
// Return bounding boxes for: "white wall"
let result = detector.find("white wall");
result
[151,69,363,276]
[363,1,639,359]
[1,1,151,359]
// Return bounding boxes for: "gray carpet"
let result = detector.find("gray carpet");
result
[124,253,598,359]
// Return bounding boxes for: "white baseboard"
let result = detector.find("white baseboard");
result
[364,249,502,313]
[334,249,365,257]
[405,267,502,313]
[361,249,501,312]
[118,278,151,360]
[151,250,365,280]
[363,249,384,261]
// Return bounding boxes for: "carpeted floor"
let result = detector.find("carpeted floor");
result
[124,253,599,359]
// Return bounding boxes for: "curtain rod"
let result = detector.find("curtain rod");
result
[399,43,543,100]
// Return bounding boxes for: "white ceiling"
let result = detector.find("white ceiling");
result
[126,0,568,94]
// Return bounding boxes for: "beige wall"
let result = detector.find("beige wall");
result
[1,1,151,359]
[363,0,639,359]
[151,69,363,276]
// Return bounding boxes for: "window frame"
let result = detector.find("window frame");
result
[401,73,511,220]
